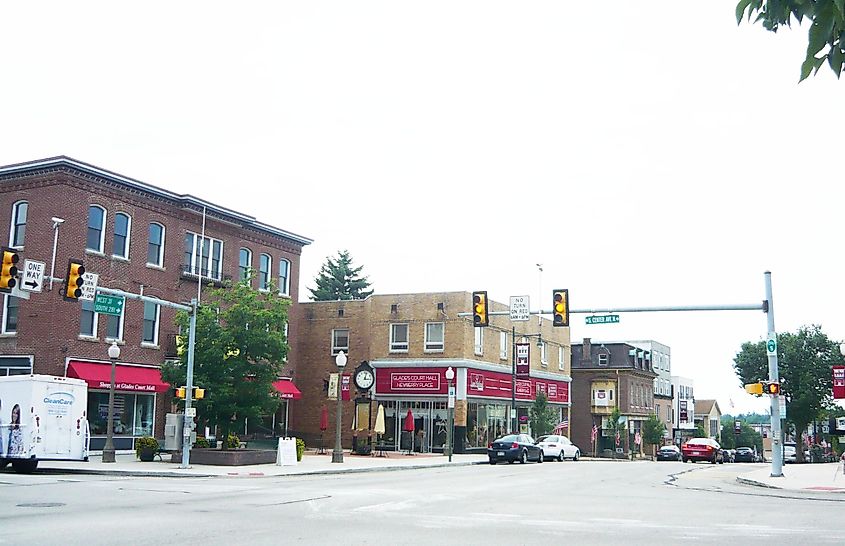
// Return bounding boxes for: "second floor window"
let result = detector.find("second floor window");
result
[142,302,160,345]
[87,205,106,252]
[424,322,444,352]
[10,201,27,248]
[259,254,271,290]
[332,328,349,355]
[105,309,124,341]
[239,248,252,281]
[147,223,165,266]
[2,295,18,334]
[390,323,408,352]
[278,258,290,296]
[80,299,98,338]
[184,232,223,280]
[113,212,131,259]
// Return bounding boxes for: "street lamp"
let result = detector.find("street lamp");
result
[102,341,120,463]
[445,366,455,462]
[332,350,347,463]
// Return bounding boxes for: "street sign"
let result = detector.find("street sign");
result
[21,259,45,293]
[585,314,620,325]
[509,295,530,322]
[79,272,98,301]
[766,333,777,356]
[778,395,786,416]
[186,407,197,418]
[448,386,455,408]
[94,294,125,316]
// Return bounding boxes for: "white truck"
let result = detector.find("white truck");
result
[0,374,89,473]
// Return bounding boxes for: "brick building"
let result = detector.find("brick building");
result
[570,338,657,456]
[291,292,571,453]
[0,156,311,450]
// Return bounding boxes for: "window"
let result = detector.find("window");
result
[474,327,483,356]
[147,223,165,266]
[332,328,349,355]
[540,342,547,367]
[183,232,223,280]
[239,248,252,281]
[9,201,27,248]
[424,322,444,352]
[278,258,290,296]
[2,295,19,334]
[113,212,131,259]
[87,391,154,437]
[87,205,106,252]
[390,323,408,352]
[0,356,32,375]
[142,302,160,345]
[598,353,609,366]
[80,299,98,337]
[558,346,565,370]
[105,309,124,341]
[499,331,508,360]
[259,254,271,290]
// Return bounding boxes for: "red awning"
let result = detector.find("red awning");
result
[273,379,302,400]
[67,360,170,393]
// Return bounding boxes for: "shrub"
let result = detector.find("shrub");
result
[296,438,306,461]
[194,436,211,449]
[226,434,241,449]
[135,436,159,459]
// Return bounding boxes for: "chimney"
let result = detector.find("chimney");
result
[582,338,592,361]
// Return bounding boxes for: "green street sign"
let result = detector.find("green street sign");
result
[766,334,777,356]
[585,314,620,325]
[94,294,125,316]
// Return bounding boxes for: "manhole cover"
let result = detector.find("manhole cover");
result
[17,502,65,508]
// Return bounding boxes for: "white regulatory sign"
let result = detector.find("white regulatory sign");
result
[21,259,46,293]
[186,407,197,417]
[79,272,99,302]
[509,295,530,322]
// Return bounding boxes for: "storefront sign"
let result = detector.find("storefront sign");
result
[516,343,530,379]
[390,372,441,391]
[469,373,485,392]
[833,366,845,399]
[94,381,157,392]
[679,400,688,422]
[515,380,532,397]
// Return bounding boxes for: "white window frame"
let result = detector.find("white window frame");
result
[87,205,107,253]
[332,328,349,355]
[558,345,565,370]
[184,232,224,280]
[147,223,165,267]
[80,299,99,338]
[390,323,409,352]
[540,342,547,367]
[598,353,609,366]
[112,212,132,260]
[142,302,160,346]
[474,327,483,356]
[259,253,272,291]
[278,258,290,296]
[424,322,444,352]
[104,307,125,342]
[9,200,27,248]
[2,294,18,335]
[499,331,508,360]
[239,248,252,281]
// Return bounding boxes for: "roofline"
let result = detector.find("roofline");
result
[0,156,313,246]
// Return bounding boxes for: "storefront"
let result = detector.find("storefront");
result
[372,362,570,453]
[65,359,170,450]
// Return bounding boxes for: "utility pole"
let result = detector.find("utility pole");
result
[765,272,784,477]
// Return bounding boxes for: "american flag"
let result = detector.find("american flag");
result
[591,424,598,442]
[615,429,621,446]
[552,420,569,433]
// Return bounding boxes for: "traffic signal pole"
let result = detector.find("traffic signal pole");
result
[764,272,784,477]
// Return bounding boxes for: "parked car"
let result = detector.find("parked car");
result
[734,446,757,463]
[488,434,544,464]
[535,434,580,461]
[681,438,724,464]
[783,445,797,464]
[720,449,734,463]
[656,445,681,461]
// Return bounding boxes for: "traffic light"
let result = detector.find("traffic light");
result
[175,386,186,399]
[744,382,763,395]
[0,248,19,292]
[472,291,489,327]
[64,260,85,300]
[552,289,569,327]
[193,387,205,400]
[763,382,780,395]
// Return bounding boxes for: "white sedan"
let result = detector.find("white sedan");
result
[536,435,580,461]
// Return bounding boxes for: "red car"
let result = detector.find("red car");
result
[682,438,724,464]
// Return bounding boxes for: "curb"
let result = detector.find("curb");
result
[736,476,780,489]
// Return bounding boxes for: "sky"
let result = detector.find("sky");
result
[2,1,843,416]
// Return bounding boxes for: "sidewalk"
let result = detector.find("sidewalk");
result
[737,462,845,492]
[19,450,489,478]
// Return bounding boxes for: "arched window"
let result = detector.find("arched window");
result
[147,223,165,266]
[87,205,106,252]
[239,248,252,281]
[278,258,290,296]
[113,212,131,259]
[9,201,27,248]
[259,253,271,291]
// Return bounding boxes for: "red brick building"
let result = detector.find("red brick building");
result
[291,292,571,453]
[0,156,311,451]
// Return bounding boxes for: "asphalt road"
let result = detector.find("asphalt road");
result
[2,460,845,545]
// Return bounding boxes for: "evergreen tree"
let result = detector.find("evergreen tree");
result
[309,250,373,301]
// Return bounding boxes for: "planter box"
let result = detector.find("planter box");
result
[171,448,276,466]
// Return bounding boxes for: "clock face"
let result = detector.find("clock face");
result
[355,369,375,390]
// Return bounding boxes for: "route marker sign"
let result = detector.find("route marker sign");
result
[21,259,45,293]
[94,293,125,316]
[766,333,777,356]
[585,314,620,325]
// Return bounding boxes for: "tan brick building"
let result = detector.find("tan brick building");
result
[0,157,311,451]
[291,292,571,453]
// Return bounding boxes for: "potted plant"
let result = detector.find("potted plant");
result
[136,436,159,462]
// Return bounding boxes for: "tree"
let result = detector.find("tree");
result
[694,423,707,439]
[309,250,373,301]
[529,392,557,437]
[605,407,625,457]
[161,278,290,448]
[642,414,667,458]
[736,0,845,81]
[733,325,840,462]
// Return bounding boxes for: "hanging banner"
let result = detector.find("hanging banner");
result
[328,373,339,400]
[833,366,845,399]
[516,342,530,379]
[341,373,351,401]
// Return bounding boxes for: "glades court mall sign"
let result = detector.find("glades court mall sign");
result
[390,372,441,391]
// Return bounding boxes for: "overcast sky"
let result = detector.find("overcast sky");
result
[2,2,843,416]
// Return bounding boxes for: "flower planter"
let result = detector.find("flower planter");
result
[139,447,156,462]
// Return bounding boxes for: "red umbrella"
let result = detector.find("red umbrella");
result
[403,409,415,432]
[320,406,328,431]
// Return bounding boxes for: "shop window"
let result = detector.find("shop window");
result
[87,205,106,252]
[424,322,444,352]
[239,248,252,281]
[390,323,408,352]
[2,295,19,334]
[147,223,165,267]
[113,212,131,259]
[0,355,32,375]
[9,201,27,248]
[332,328,349,355]
[87,391,154,437]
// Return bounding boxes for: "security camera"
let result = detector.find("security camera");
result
[52,217,65,225]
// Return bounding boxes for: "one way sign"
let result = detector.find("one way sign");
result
[21,259,45,293]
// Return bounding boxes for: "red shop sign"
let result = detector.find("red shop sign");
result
[833,366,845,400]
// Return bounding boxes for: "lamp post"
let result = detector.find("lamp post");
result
[332,350,347,463]
[102,341,120,463]
[445,366,455,462]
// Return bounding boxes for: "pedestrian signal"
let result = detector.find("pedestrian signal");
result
[552,289,569,327]
[763,382,780,395]
[0,248,19,292]
[472,291,489,327]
